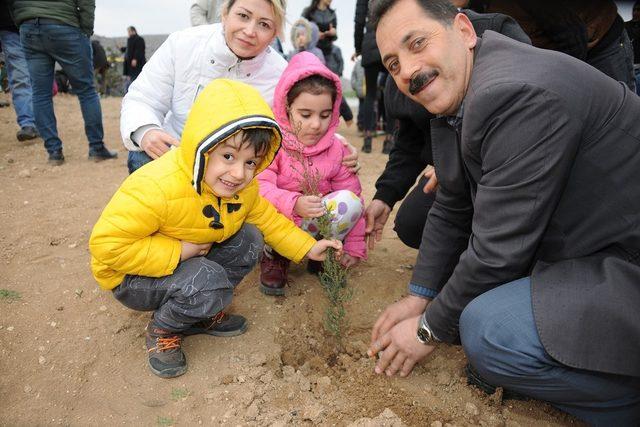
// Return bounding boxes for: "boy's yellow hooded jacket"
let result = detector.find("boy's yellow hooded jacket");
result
[90,80,316,290]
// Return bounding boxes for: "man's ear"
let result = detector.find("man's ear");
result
[454,12,477,49]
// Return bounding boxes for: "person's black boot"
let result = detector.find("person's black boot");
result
[48,150,65,166]
[382,137,394,154]
[17,126,39,142]
[362,136,372,153]
[88,146,118,162]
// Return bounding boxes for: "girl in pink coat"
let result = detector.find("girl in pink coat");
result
[258,52,366,295]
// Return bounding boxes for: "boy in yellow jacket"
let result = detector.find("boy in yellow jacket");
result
[90,80,341,378]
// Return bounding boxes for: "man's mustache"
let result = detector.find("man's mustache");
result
[409,71,438,95]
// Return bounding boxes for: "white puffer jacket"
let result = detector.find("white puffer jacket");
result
[120,23,287,151]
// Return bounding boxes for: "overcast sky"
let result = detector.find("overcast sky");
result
[94,1,636,79]
[94,0,358,76]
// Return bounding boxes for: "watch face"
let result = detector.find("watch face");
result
[417,325,431,344]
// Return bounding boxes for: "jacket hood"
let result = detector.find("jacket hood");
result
[290,18,320,52]
[273,51,342,156]
[178,79,281,195]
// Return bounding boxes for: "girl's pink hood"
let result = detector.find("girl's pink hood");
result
[273,51,343,157]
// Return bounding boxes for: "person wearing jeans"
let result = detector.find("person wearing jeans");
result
[11,0,117,165]
[0,3,38,142]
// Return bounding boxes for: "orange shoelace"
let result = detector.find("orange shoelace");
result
[149,335,181,353]
[211,311,226,323]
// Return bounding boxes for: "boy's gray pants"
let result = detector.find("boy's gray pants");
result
[112,225,263,332]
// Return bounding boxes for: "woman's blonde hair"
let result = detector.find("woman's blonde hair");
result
[220,0,286,37]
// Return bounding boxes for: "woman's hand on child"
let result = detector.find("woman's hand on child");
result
[294,195,325,218]
[141,129,179,159]
[340,138,360,173]
[180,241,212,261]
[307,239,343,261]
[340,253,360,268]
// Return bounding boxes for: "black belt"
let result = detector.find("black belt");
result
[22,18,68,26]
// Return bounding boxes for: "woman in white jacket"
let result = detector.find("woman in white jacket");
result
[121,0,287,173]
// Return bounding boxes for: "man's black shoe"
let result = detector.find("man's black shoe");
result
[48,150,65,166]
[362,136,372,153]
[89,146,118,162]
[465,364,529,401]
[382,137,394,154]
[17,126,39,142]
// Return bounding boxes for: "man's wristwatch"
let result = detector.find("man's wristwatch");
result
[416,315,440,345]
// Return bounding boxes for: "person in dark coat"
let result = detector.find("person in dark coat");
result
[467,0,636,91]
[0,0,38,141]
[354,0,393,153]
[91,39,108,95]
[368,0,640,424]
[123,26,146,89]
[625,0,640,93]
[365,9,530,250]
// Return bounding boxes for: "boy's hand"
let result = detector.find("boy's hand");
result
[180,241,212,261]
[140,129,179,159]
[294,195,325,218]
[307,239,343,261]
[340,253,360,268]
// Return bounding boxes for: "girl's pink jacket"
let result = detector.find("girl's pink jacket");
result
[257,52,366,259]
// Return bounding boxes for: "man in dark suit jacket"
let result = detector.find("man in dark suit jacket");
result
[366,10,530,250]
[367,0,640,424]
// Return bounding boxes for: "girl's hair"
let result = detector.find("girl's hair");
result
[286,74,337,107]
[221,0,286,37]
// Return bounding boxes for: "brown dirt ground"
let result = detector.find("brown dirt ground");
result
[0,93,582,426]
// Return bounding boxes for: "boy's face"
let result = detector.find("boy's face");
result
[203,132,264,198]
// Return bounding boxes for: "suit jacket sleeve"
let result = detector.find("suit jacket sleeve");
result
[421,82,581,342]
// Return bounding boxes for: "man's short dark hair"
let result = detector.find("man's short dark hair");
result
[369,0,458,29]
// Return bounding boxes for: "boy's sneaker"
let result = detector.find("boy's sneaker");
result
[259,250,289,296]
[145,324,187,378]
[183,311,247,337]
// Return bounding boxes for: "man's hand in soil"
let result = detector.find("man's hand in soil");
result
[370,295,429,344]
[364,199,392,250]
[370,315,435,377]
[140,129,179,159]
